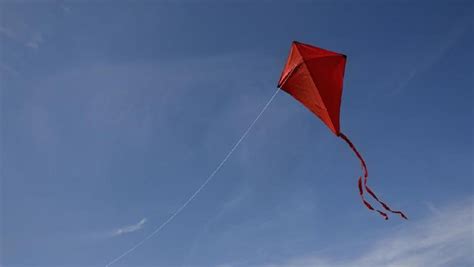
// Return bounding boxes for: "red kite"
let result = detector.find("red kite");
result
[278,41,407,220]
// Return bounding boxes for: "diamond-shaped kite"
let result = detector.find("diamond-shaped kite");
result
[278,41,407,220]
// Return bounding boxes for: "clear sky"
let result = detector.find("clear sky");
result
[1,1,473,267]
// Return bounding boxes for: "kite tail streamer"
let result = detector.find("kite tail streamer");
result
[338,132,407,220]
[358,176,388,220]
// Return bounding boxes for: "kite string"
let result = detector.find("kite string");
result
[104,87,281,267]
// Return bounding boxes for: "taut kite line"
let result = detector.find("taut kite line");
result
[104,88,281,267]
[105,40,406,266]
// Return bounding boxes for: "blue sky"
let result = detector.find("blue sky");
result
[1,1,473,267]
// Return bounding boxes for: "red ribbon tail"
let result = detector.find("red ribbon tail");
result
[365,185,408,220]
[358,177,389,220]
[340,132,406,220]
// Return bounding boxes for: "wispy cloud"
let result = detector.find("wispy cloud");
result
[81,218,148,241]
[390,15,471,96]
[0,62,19,77]
[219,197,473,267]
[0,25,15,39]
[25,32,44,49]
[61,4,71,13]
[0,6,46,50]
[111,218,147,237]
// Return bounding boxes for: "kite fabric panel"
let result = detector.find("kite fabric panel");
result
[278,41,407,220]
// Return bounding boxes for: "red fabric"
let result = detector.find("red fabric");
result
[340,133,406,220]
[278,41,406,220]
[278,41,345,135]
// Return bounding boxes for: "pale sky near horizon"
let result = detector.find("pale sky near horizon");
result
[1,1,473,267]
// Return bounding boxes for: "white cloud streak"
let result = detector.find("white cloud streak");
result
[0,62,19,77]
[0,19,45,49]
[0,26,15,39]
[104,88,281,267]
[111,218,147,237]
[390,15,471,96]
[25,32,44,49]
[220,197,474,267]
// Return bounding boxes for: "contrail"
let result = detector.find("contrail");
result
[105,88,281,266]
